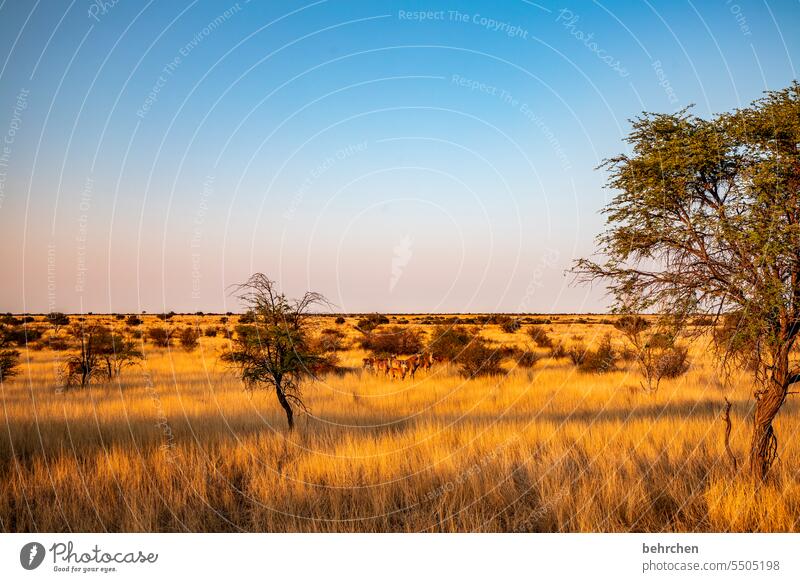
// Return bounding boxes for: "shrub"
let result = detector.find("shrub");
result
[335,316,346,325]
[47,312,70,331]
[646,332,674,349]
[527,326,554,348]
[316,328,346,352]
[655,345,690,379]
[516,349,541,368]
[114,314,125,320]
[204,327,218,337]
[157,311,176,321]
[0,315,20,326]
[179,327,200,350]
[427,325,475,361]
[456,339,505,378]
[361,326,423,355]
[238,311,256,324]
[3,326,44,346]
[613,315,650,336]
[569,335,617,373]
[493,315,521,333]
[0,349,20,381]
[549,342,567,359]
[356,313,389,333]
[148,326,174,347]
[126,315,143,326]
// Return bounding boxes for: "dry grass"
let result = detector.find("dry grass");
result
[1,315,799,532]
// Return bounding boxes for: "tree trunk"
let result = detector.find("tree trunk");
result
[275,383,294,431]
[749,373,787,480]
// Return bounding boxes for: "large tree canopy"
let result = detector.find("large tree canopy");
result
[575,82,800,479]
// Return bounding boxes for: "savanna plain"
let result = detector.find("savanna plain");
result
[2,313,799,532]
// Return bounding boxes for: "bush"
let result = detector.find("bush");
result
[316,328,346,352]
[655,345,690,378]
[3,326,44,346]
[179,327,200,350]
[356,313,389,333]
[569,335,617,373]
[157,311,176,321]
[204,327,218,337]
[427,325,475,361]
[361,326,423,355]
[496,315,521,333]
[527,326,554,348]
[148,326,174,347]
[335,316,346,325]
[549,342,567,359]
[613,315,650,336]
[238,311,256,324]
[47,312,70,330]
[646,332,674,349]
[516,349,541,368]
[457,339,505,378]
[126,315,143,326]
[0,349,20,381]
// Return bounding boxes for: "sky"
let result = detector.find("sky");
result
[0,0,798,314]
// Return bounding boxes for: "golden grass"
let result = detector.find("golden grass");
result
[1,315,799,532]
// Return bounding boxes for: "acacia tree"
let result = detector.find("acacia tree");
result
[222,273,330,431]
[575,83,800,480]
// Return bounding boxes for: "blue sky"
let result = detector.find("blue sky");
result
[0,0,798,313]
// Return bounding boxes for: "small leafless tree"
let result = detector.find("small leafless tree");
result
[614,315,688,392]
[222,273,331,431]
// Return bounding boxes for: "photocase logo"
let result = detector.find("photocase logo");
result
[20,542,46,570]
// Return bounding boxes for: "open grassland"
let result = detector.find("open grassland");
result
[2,315,799,532]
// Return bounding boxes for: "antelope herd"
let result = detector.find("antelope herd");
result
[362,352,435,380]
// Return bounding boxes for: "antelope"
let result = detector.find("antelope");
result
[374,357,390,377]
[362,357,375,373]
[420,352,434,372]
[388,355,408,380]
[404,354,422,379]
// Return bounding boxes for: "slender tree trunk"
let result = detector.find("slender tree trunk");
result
[275,383,294,431]
[749,369,788,480]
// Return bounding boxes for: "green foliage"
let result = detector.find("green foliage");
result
[573,83,800,476]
